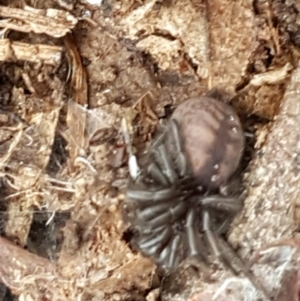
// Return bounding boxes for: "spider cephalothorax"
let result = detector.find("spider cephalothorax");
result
[123,92,245,271]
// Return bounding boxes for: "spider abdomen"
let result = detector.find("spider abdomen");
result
[171,96,244,190]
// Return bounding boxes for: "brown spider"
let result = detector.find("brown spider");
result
[123,90,246,272]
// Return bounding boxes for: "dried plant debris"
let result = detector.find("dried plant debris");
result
[229,63,300,299]
[260,0,300,48]
[0,39,63,65]
[0,3,157,300]
[249,62,293,87]
[119,0,257,91]
[64,34,88,106]
[0,5,78,37]
[0,212,155,299]
[55,0,74,11]
[62,33,89,166]
[0,236,55,299]
[0,0,300,301]
[3,80,64,245]
[233,61,293,120]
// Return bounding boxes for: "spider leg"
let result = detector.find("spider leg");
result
[149,126,179,185]
[167,234,181,268]
[185,209,200,257]
[185,209,209,261]
[157,243,171,266]
[168,119,189,177]
[136,198,185,221]
[202,210,238,273]
[138,224,165,236]
[205,87,221,99]
[152,143,178,184]
[214,216,233,235]
[138,200,187,228]
[137,226,172,255]
[148,119,190,185]
[200,195,243,213]
[202,210,270,299]
[199,195,243,235]
[136,202,174,220]
[126,186,178,202]
[156,234,182,269]
[146,161,170,186]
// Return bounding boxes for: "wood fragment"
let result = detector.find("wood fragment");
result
[64,33,88,165]
[227,63,300,300]
[0,236,54,297]
[231,63,300,252]
[0,39,63,65]
[0,5,77,38]
[249,63,293,86]
[64,34,88,106]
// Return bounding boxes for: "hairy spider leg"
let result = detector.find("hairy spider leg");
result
[168,119,189,177]
[213,214,234,235]
[167,234,182,268]
[141,118,191,190]
[135,197,187,222]
[148,119,190,184]
[185,209,209,262]
[202,211,270,299]
[200,195,243,234]
[155,236,182,270]
[156,143,179,184]
[137,201,187,228]
[130,198,187,265]
[138,224,165,235]
[126,186,178,202]
[149,127,179,185]
[157,243,172,267]
[137,226,173,256]
[200,195,243,213]
[203,210,240,273]
[146,161,170,186]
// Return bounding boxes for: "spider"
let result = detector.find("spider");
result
[123,91,247,274]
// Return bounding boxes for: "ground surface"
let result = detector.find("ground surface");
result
[0,0,299,301]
